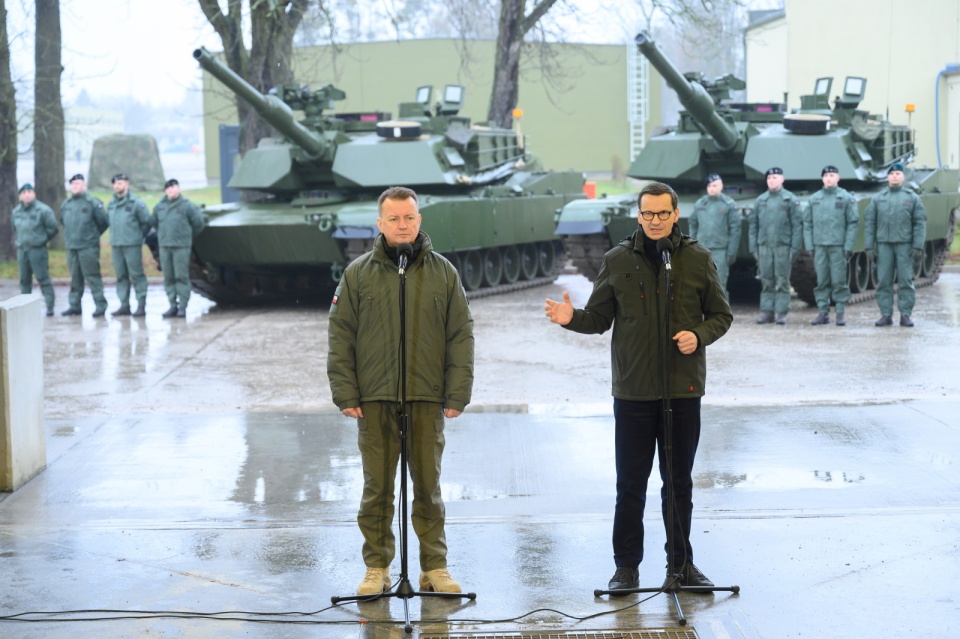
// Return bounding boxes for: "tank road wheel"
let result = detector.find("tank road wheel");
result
[482,248,503,287]
[849,252,869,293]
[460,250,484,291]
[536,241,557,277]
[520,243,539,280]
[921,241,936,278]
[500,245,522,284]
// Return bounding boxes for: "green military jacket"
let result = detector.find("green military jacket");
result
[748,187,802,253]
[107,192,151,246]
[150,196,206,248]
[564,226,733,400]
[60,193,108,249]
[689,193,741,255]
[803,186,859,251]
[12,200,58,249]
[327,232,474,412]
[863,185,927,251]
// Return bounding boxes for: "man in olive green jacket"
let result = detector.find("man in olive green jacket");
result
[60,174,109,317]
[327,186,474,597]
[864,162,927,327]
[749,167,802,324]
[803,165,859,326]
[150,179,206,318]
[107,173,152,317]
[689,173,741,298]
[545,181,732,594]
[12,183,58,316]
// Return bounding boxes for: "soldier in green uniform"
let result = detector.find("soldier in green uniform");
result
[803,165,859,326]
[107,173,152,317]
[59,174,109,317]
[150,178,206,318]
[689,173,741,298]
[12,183,58,316]
[749,167,802,325]
[864,162,927,327]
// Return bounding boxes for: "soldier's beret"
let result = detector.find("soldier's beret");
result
[888,162,905,174]
[766,167,783,176]
[111,173,129,183]
[705,173,721,185]
[18,183,34,193]
[69,173,84,182]
[164,178,179,189]
[821,165,839,176]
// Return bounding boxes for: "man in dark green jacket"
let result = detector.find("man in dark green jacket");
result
[689,173,741,298]
[803,165,859,326]
[327,186,474,597]
[545,181,732,594]
[59,174,109,317]
[749,167,802,325]
[12,183,58,316]
[107,173,152,317]
[150,179,206,318]
[864,162,927,327]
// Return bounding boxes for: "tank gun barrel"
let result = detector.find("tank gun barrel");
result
[193,47,327,157]
[634,32,738,152]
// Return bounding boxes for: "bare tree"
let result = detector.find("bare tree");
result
[0,0,16,260]
[34,0,64,249]
[198,0,313,155]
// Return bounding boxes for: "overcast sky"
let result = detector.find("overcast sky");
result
[6,0,657,108]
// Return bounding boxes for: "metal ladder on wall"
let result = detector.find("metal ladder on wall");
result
[627,41,649,163]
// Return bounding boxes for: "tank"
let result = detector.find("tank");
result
[191,48,585,304]
[557,32,959,305]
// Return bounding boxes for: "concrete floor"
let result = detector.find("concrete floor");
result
[1,271,959,638]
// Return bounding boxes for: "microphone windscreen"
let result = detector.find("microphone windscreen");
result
[397,242,413,257]
[656,237,674,255]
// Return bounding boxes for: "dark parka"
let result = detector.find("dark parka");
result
[803,186,858,252]
[563,226,733,400]
[327,232,474,412]
[12,200,58,248]
[863,185,927,251]
[60,193,108,249]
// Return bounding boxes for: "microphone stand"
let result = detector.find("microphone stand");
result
[331,248,475,634]
[593,242,739,626]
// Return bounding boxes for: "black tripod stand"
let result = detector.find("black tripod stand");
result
[594,238,739,625]
[331,244,476,634]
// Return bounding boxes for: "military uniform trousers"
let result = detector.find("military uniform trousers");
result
[66,247,107,313]
[160,246,193,309]
[813,245,851,314]
[357,401,448,571]
[17,246,55,311]
[876,242,916,317]
[706,247,730,299]
[758,244,793,314]
[111,245,148,308]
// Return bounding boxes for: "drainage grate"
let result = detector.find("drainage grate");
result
[420,630,700,639]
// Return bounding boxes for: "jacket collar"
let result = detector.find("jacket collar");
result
[373,231,432,266]
[624,224,685,253]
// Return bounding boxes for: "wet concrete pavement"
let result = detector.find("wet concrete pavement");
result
[1,271,959,637]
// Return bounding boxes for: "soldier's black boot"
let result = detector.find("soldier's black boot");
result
[112,305,131,317]
[132,305,146,317]
[46,307,54,317]
[835,311,845,326]
[810,311,829,325]
[92,308,106,318]
[875,315,893,327]
[61,308,81,317]
[161,306,179,318]
[900,315,914,327]
[176,307,186,318]
[775,312,788,325]
[756,312,775,324]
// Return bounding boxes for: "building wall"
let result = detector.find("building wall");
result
[744,16,788,104]
[745,1,960,170]
[201,39,657,180]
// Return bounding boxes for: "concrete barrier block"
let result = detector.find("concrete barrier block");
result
[0,294,47,491]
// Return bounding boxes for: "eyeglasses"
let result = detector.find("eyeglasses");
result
[639,210,675,221]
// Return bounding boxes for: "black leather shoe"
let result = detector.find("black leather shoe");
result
[132,306,146,317]
[92,309,106,318]
[112,305,131,317]
[161,307,179,318]
[607,567,639,593]
[835,312,846,326]
[775,312,788,325]
[61,308,82,316]
[756,312,774,324]
[875,315,893,327]
[900,315,914,327]
[665,563,714,590]
[176,308,186,318]
[810,312,829,325]
[45,308,54,317]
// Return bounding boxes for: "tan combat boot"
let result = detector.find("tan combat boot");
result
[419,568,462,593]
[357,567,391,595]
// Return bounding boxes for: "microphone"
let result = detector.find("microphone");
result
[656,237,674,271]
[397,242,413,274]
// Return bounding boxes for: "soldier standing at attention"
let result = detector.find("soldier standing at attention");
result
[803,165,858,326]
[689,173,741,299]
[150,178,206,318]
[59,174,109,317]
[107,173,152,317]
[864,162,927,327]
[749,167,802,325]
[12,183,58,316]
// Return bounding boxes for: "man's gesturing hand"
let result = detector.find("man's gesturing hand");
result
[545,291,574,326]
